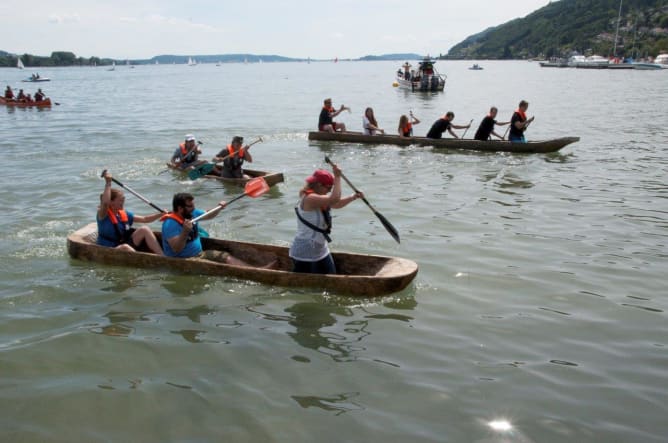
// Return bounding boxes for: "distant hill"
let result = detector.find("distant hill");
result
[357,53,423,61]
[151,54,303,64]
[446,0,668,59]
[1,51,428,67]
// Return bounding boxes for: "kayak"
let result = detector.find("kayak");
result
[67,223,418,297]
[308,131,579,154]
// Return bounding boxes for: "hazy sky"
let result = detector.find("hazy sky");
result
[1,0,551,59]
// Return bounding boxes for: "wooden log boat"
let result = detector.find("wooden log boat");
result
[308,131,579,154]
[0,97,52,108]
[67,223,418,297]
[200,169,284,187]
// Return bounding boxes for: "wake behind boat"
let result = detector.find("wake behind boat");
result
[308,131,579,154]
[67,223,418,297]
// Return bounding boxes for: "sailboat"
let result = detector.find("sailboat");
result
[188,57,196,66]
[107,61,115,71]
[17,58,25,69]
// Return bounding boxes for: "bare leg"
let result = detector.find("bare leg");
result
[132,226,163,255]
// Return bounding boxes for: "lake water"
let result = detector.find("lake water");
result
[1,60,667,442]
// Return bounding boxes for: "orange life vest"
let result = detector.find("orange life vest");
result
[515,109,527,121]
[401,122,413,135]
[227,144,245,158]
[107,208,129,225]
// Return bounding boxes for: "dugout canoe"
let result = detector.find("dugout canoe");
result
[67,223,418,297]
[308,131,579,154]
[0,97,52,108]
[200,169,284,187]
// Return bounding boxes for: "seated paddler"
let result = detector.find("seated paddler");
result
[170,134,206,170]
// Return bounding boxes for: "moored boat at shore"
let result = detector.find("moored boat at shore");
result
[67,223,418,297]
[308,131,579,154]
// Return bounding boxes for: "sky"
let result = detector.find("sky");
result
[1,0,552,60]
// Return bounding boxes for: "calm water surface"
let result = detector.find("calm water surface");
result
[1,61,667,442]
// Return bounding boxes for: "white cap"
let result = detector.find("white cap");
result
[185,134,196,141]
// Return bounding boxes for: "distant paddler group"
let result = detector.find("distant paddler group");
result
[1,85,51,107]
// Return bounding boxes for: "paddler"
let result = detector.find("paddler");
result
[318,98,349,133]
[212,136,253,179]
[170,134,206,170]
[508,100,535,143]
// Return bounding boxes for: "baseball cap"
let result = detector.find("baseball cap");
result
[185,134,196,141]
[306,169,334,187]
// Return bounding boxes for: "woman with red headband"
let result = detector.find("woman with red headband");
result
[289,163,363,274]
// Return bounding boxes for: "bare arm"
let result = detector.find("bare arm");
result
[97,172,113,219]
[166,219,194,254]
[133,212,163,224]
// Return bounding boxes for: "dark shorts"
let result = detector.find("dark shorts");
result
[292,255,336,274]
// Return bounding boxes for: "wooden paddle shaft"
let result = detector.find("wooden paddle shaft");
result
[214,137,262,164]
[101,169,166,213]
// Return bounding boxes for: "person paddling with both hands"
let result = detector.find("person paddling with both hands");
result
[508,100,535,143]
[97,171,163,254]
[212,136,253,179]
[426,111,471,139]
[161,192,259,266]
[318,98,349,133]
[289,164,363,274]
[474,106,510,141]
[362,107,385,135]
[170,134,206,170]
[398,111,420,137]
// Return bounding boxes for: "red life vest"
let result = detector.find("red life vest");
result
[401,122,413,135]
[179,143,189,156]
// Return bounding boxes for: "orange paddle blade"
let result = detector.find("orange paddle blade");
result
[244,176,270,197]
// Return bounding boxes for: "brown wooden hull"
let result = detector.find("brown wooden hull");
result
[201,169,284,187]
[67,223,418,297]
[0,97,52,108]
[308,131,579,153]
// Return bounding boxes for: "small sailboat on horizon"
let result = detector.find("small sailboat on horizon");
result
[17,58,25,69]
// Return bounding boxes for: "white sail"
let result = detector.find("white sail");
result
[17,58,25,69]
[188,57,196,66]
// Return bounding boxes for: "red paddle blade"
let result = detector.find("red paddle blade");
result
[244,177,270,197]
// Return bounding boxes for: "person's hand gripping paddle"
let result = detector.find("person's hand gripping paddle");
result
[324,156,400,244]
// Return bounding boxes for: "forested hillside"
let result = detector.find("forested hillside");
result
[446,0,668,59]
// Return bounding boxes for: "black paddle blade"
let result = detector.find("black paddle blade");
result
[374,209,400,244]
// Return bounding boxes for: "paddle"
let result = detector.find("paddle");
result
[188,137,263,180]
[502,125,511,140]
[101,169,167,214]
[191,177,270,222]
[460,119,474,139]
[324,156,400,244]
[101,169,210,238]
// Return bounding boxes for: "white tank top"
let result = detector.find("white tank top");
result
[288,196,330,261]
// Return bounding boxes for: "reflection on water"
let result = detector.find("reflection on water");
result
[291,391,364,416]
[285,302,365,362]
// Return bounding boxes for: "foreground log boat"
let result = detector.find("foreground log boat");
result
[201,169,284,187]
[308,131,579,154]
[67,223,418,297]
[0,97,52,108]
